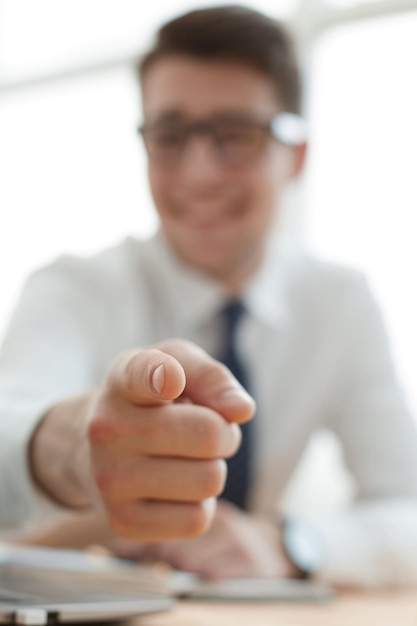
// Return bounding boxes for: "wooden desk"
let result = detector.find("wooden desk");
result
[139,591,417,626]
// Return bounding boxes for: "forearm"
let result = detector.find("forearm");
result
[29,392,95,510]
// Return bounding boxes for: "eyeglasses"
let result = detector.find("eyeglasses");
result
[138,112,306,166]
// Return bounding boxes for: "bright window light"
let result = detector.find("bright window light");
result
[0,67,157,340]
[321,0,384,7]
[305,10,417,415]
[0,0,299,83]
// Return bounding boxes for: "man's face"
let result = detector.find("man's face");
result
[141,56,303,285]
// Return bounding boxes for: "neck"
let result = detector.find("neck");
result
[211,246,265,297]
[159,230,267,296]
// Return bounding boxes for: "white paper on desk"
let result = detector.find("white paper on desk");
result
[169,571,335,602]
[0,544,110,570]
[0,544,171,595]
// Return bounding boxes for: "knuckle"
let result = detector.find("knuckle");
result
[200,459,227,498]
[183,502,211,538]
[207,360,230,380]
[130,501,171,540]
[107,502,147,540]
[107,505,123,529]
[196,361,235,393]
[108,501,168,542]
[225,423,242,457]
[94,469,118,500]
[196,416,225,457]
[107,505,131,536]
[87,415,114,446]
[108,500,212,542]
[89,406,164,451]
[95,458,143,501]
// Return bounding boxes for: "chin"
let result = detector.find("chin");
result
[183,241,252,282]
[175,239,227,271]
[187,252,230,275]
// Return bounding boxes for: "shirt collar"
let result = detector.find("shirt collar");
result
[243,238,291,328]
[146,230,292,330]
[147,232,225,329]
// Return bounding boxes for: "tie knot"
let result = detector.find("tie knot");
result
[221,300,246,336]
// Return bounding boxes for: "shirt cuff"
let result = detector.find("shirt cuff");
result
[0,399,67,529]
[306,499,417,587]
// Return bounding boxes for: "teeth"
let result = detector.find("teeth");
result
[186,204,226,212]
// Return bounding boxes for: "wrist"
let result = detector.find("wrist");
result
[252,515,299,578]
[29,393,93,509]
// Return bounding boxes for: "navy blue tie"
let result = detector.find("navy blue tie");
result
[218,300,254,510]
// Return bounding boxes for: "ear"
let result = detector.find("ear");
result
[289,142,308,180]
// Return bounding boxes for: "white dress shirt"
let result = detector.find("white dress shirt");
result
[1,232,417,586]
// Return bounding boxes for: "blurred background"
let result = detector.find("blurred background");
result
[1,0,417,514]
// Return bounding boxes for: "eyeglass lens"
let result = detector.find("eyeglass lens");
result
[142,119,269,164]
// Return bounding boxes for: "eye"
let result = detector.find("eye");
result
[215,125,264,155]
[142,125,186,157]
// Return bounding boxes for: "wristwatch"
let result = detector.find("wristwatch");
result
[281,517,325,579]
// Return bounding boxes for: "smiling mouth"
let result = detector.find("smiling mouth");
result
[182,210,245,233]
[188,219,229,232]
[172,198,246,224]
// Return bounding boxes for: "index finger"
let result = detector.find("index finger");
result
[156,339,256,424]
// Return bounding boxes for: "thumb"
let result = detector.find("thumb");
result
[107,348,186,405]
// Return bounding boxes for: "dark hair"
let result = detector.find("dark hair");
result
[138,5,301,114]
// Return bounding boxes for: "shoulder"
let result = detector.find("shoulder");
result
[13,238,161,343]
[285,250,368,294]
[40,236,144,277]
[280,251,375,319]
[26,236,151,295]
[15,238,160,325]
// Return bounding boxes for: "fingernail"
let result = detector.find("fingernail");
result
[151,363,165,394]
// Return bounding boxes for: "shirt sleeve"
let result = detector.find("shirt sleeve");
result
[0,260,105,529]
[308,274,417,587]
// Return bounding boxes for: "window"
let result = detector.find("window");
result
[0,0,299,83]
[305,10,417,410]
[321,0,385,8]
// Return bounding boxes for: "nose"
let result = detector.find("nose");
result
[179,135,225,182]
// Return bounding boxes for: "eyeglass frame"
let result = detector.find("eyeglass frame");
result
[138,112,306,166]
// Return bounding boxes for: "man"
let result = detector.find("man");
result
[1,5,417,587]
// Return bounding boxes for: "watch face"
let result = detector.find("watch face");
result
[283,519,325,576]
